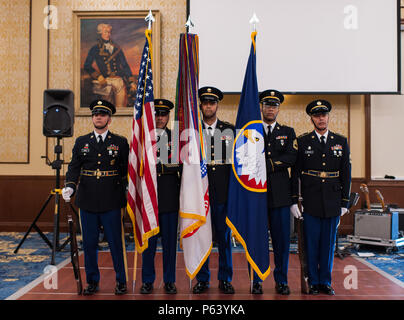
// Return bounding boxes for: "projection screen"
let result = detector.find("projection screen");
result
[188,0,400,94]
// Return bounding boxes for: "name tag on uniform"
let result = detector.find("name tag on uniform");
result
[305,146,314,154]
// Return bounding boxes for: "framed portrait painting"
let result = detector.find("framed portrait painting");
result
[73,10,160,116]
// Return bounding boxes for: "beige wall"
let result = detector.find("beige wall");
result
[349,95,366,178]
[0,0,366,178]
[0,0,31,163]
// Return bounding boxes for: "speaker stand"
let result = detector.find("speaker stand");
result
[14,137,79,265]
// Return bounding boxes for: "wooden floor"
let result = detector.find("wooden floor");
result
[17,251,404,300]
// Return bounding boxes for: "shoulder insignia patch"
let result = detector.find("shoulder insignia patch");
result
[293,138,298,150]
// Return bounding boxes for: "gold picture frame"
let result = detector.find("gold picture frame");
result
[73,10,160,116]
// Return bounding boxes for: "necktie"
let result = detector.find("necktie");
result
[267,125,272,140]
[97,135,103,145]
[320,135,326,149]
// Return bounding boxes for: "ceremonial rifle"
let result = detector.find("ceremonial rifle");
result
[296,175,309,293]
[65,201,83,295]
[297,216,309,294]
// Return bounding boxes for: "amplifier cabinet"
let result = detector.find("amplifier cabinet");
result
[354,210,399,240]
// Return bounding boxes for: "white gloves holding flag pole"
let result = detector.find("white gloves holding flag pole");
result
[62,187,73,202]
[290,204,302,219]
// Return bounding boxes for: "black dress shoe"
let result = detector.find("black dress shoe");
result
[251,282,263,294]
[219,280,235,294]
[275,283,290,295]
[83,282,99,296]
[319,284,335,295]
[115,282,127,295]
[308,285,319,295]
[164,282,177,294]
[192,281,209,294]
[140,282,153,294]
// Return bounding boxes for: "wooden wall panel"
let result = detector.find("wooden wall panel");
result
[2,176,403,234]
[0,176,58,231]
[0,175,134,232]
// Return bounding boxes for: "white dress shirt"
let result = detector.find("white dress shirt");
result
[315,130,329,144]
[264,121,277,136]
[203,118,218,135]
[94,129,109,142]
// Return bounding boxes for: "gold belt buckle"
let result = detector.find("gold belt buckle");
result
[96,170,102,179]
[320,171,327,178]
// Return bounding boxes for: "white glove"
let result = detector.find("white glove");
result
[62,187,74,202]
[290,204,302,219]
[341,207,348,216]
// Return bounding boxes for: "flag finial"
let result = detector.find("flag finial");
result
[249,13,259,32]
[185,15,194,32]
[145,10,155,30]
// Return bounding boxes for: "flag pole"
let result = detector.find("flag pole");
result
[250,264,253,293]
[132,249,138,293]
[248,12,260,294]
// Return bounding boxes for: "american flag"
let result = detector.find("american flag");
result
[127,30,159,253]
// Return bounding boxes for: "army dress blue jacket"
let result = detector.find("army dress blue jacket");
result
[65,131,129,213]
[264,123,297,209]
[291,130,351,218]
[156,128,181,214]
[203,119,235,205]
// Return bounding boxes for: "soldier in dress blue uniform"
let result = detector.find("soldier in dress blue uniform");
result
[291,100,351,295]
[250,90,298,295]
[84,23,137,108]
[140,99,181,295]
[192,86,236,294]
[62,99,129,295]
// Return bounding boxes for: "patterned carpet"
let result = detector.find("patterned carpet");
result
[0,232,403,300]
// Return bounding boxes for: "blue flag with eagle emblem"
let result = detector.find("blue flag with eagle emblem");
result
[226,32,270,281]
